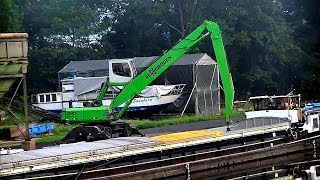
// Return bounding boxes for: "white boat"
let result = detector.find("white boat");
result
[244,93,319,136]
[245,94,302,123]
[31,76,185,114]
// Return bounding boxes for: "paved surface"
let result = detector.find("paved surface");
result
[141,117,243,136]
[13,116,291,150]
[36,117,245,148]
[142,116,289,136]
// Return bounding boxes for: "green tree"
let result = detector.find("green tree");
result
[281,0,320,100]
[0,0,22,32]
[18,0,115,93]
[204,0,303,98]
[103,0,170,58]
[14,0,315,100]
[105,0,303,99]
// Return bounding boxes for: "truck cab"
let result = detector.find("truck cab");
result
[302,110,320,133]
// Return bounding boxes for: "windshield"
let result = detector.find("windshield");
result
[112,63,131,77]
[251,97,300,111]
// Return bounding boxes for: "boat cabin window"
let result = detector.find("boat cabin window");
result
[51,94,57,102]
[253,98,279,111]
[112,63,131,77]
[39,95,45,103]
[46,94,50,102]
[316,166,320,177]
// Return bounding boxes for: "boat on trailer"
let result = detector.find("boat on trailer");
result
[31,76,185,114]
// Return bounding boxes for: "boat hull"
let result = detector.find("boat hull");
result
[32,94,181,114]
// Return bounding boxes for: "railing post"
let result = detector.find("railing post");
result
[23,74,29,140]
[245,119,248,128]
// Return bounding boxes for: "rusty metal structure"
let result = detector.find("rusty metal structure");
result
[0,33,28,97]
[0,33,30,139]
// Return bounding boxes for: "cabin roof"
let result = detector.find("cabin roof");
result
[58,53,213,74]
[249,95,301,101]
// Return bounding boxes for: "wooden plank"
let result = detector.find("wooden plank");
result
[0,33,28,39]
[0,140,22,148]
[0,74,24,78]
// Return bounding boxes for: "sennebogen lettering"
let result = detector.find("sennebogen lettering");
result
[145,56,172,79]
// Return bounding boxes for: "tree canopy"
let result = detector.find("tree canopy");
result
[1,0,319,100]
[0,0,22,32]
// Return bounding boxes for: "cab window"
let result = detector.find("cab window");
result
[112,63,131,77]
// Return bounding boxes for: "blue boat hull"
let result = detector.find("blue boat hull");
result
[46,104,170,114]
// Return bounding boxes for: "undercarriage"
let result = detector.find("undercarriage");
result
[62,121,144,143]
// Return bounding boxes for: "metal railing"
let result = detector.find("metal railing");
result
[234,117,290,130]
[169,84,186,95]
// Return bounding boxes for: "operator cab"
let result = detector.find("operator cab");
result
[109,59,137,84]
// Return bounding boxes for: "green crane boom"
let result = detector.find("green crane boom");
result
[61,21,234,141]
[110,21,234,121]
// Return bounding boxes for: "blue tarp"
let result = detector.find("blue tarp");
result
[28,123,54,137]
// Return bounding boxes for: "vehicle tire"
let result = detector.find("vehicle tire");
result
[123,124,132,137]
[104,126,112,138]
[289,127,298,140]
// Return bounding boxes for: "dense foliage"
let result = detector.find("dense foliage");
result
[1,0,319,100]
[0,0,22,32]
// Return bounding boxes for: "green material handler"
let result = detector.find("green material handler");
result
[61,21,234,142]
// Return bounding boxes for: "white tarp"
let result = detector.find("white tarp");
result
[140,85,176,98]
[72,76,175,98]
[73,77,107,96]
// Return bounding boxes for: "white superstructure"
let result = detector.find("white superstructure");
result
[245,94,320,136]
[31,76,185,113]
[245,95,301,123]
